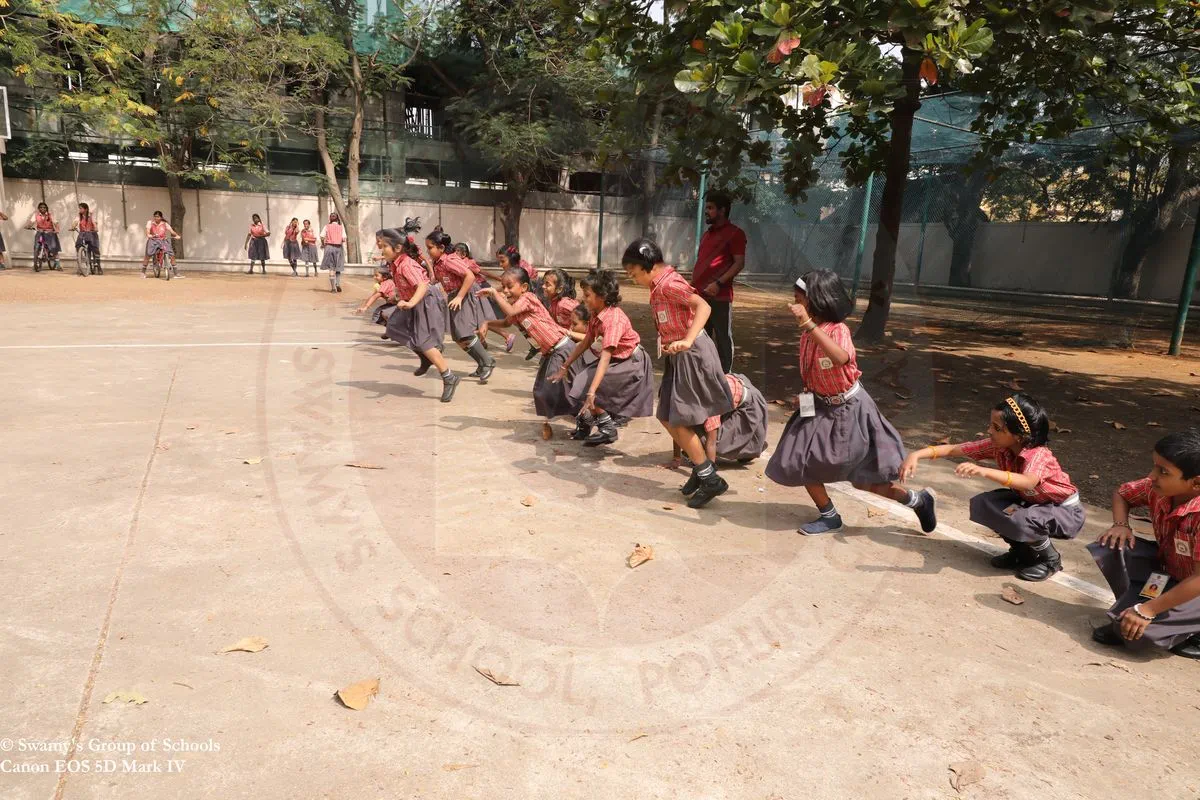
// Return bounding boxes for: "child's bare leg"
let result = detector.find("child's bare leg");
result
[704,430,718,464]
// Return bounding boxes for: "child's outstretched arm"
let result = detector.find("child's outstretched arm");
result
[355,290,383,314]
[900,443,969,481]
[551,331,596,383]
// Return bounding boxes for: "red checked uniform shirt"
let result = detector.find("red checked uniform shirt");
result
[148,220,170,239]
[78,215,97,233]
[587,306,640,360]
[1118,478,1200,582]
[508,292,567,355]
[519,259,538,281]
[301,228,317,246]
[376,279,397,302]
[433,252,475,296]
[692,220,746,303]
[35,211,56,232]
[799,322,862,397]
[704,374,745,433]
[250,222,267,238]
[649,266,696,345]
[958,440,1079,504]
[391,254,429,303]
[550,296,579,329]
[284,223,298,242]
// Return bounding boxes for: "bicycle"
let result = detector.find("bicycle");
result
[151,248,172,281]
[33,235,61,273]
[76,240,102,276]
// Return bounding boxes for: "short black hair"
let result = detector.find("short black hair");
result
[580,269,621,307]
[572,304,591,324]
[153,210,164,218]
[798,269,853,323]
[1155,429,1200,478]
[993,393,1050,448]
[621,238,663,271]
[546,267,575,299]
[455,242,472,259]
[501,266,530,288]
[426,231,453,249]
[706,190,732,215]
[497,244,521,264]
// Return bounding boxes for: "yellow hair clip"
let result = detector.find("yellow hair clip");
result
[1005,396,1031,436]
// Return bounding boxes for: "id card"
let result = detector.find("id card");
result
[797,392,816,418]
[1139,572,1169,600]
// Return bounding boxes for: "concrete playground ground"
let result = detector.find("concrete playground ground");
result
[1,269,1198,800]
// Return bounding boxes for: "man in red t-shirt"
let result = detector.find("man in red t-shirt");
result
[691,191,746,372]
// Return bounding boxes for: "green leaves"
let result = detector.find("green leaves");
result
[675,66,712,93]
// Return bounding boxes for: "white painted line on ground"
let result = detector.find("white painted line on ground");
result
[829,482,1115,604]
[0,340,372,350]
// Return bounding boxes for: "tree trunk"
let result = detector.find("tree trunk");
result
[1112,144,1196,299]
[640,98,664,238]
[857,47,923,342]
[498,178,525,248]
[946,169,991,287]
[165,172,187,259]
[314,100,354,257]
[344,44,364,263]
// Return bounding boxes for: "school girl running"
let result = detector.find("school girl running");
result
[426,230,498,383]
[765,270,937,535]
[377,229,460,403]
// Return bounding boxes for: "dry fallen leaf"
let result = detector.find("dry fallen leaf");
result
[186,425,197,430]
[1110,421,1127,430]
[156,442,171,451]
[336,678,380,710]
[1085,660,1132,674]
[662,505,675,511]
[628,733,649,743]
[1001,586,1025,606]
[1147,422,1162,427]
[474,666,520,686]
[541,422,553,440]
[894,391,912,400]
[1089,474,1100,479]
[949,761,986,793]
[520,495,537,507]
[867,507,888,519]
[103,690,148,706]
[627,544,654,569]
[1002,351,1014,357]
[442,763,478,772]
[243,457,263,465]
[219,636,269,654]
[344,462,385,470]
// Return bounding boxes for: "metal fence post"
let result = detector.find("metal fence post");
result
[693,171,708,264]
[1169,217,1200,356]
[851,173,875,302]
[596,166,605,270]
[914,174,932,286]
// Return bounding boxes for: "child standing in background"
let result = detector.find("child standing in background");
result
[282,218,301,276]
[300,220,319,276]
[551,270,655,447]
[623,238,733,508]
[321,213,346,292]
[1088,430,1200,659]
[244,214,270,274]
[766,271,937,535]
[901,394,1084,581]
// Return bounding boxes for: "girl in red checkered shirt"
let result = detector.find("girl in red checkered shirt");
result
[901,393,1084,581]
[477,268,582,434]
[766,270,937,535]
[551,269,656,446]
[623,238,734,508]
[1086,430,1200,659]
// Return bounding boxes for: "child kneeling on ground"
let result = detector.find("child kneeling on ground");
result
[1087,430,1200,659]
[901,393,1084,581]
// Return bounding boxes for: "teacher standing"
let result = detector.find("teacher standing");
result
[691,190,746,373]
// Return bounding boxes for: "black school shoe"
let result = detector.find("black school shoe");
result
[1016,541,1063,582]
[569,417,593,440]
[680,472,701,496]
[912,488,938,533]
[687,473,729,508]
[1170,634,1200,659]
[440,373,460,403]
[990,539,1023,569]
[414,353,433,377]
[477,363,495,384]
[583,417,618,447]
[1091,624,1125,647]
[525,345,539,361]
